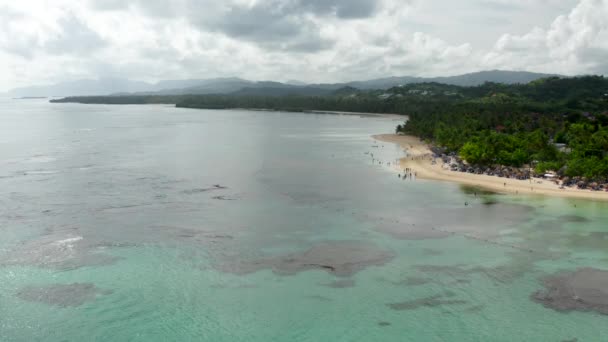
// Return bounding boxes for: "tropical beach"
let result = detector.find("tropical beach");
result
[3,0,608,339]
[375,133,608,201]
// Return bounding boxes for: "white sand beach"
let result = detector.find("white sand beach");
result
[374,134,608,201]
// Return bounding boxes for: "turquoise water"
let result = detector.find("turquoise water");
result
[1,99,607,341]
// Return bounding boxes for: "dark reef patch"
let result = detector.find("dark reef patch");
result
[463,304,485,313]
[558,215,590,223]
[398,277,433,286]
[216,241,395,277]
[375,202,534,241]
[305,295,332,302]
[376,223,451,240]
[532,268,608,315]
[388,294,468,311]
[422,248,442,256]
[460,185,497,196]
[182,184,228,195]
[568,232,608,250]
[212,195,237,201]
[321,279,356,288]
[16,283,112,307]
[415,260,529,284]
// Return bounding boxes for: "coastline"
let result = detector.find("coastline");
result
[304,110,404,119]
[229,108,405,119]
[374,133,608,201]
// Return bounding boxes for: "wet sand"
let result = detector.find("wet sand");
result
[374,134,608,201]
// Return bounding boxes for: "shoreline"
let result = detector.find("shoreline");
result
[374,133,608,201]
[212,107,405,119]
[304,110,404,119]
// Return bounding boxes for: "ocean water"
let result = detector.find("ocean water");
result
[1,99,607,341]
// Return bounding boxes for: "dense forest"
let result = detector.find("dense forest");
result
[398,76,608,179]
[51,76,608,178]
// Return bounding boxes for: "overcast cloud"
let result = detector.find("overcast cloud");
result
[0,0,606,91]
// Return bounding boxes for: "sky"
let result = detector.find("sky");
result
[0,0,607,91]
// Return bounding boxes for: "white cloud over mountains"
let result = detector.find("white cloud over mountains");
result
[0,0,606,91]
[485,0,608,75]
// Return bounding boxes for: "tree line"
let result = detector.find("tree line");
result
[398,76,608,179]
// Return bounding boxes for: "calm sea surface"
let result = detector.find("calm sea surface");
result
[1,99,607,341]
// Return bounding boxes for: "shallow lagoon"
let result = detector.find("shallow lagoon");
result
[1,100,607,341]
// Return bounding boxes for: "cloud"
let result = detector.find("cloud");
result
[0,9,106,59]
[87,0,379,52]
[1,0,607,92]
[0,6,39,58]
[88,0,127,11]
[294,0,379,19]
[483,0,608,74]
[44,14,107,55]
[204,1,333,52]
[475,0,523,12]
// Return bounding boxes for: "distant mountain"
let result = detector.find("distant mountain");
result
[8,70,561,98]
[332,86,361,96]
[226,70,559,95]
[425,70,560,87]
[144,78,254,95]
[341,77,419,90]
[7,78,155,97]
[231,86,330,97]
[234,71,560,96]
[333,70,560,89]
[6,77,255,97]
[152,80,324,96]
[285,80,308,86]
[149,79,212,92]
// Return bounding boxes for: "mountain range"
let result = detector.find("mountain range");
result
[5,70,560,98]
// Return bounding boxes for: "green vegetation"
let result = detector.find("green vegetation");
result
[399,76,608,179]
[51,76,608,178]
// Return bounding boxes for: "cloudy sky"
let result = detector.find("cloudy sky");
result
[0,0,607,91]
